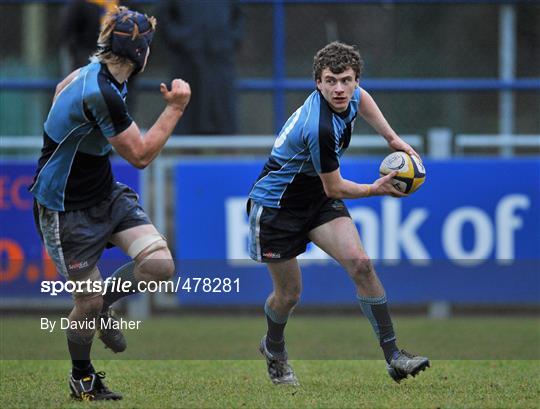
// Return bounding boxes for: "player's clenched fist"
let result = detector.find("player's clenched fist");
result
[160,79,191,112]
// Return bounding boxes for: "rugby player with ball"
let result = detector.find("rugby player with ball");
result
[247,41,429,386]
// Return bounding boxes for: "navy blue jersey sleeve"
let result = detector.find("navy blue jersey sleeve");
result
[305,98,339,174]
[86,78,133,138]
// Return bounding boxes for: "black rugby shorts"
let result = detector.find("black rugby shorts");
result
[33,182,151,279]
[248,197,350,262]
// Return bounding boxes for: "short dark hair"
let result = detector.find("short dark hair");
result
[312,41,364,81]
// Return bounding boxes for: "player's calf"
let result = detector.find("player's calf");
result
[72,294,103,319]
[97,235,174,353]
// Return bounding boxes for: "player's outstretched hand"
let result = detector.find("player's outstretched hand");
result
[160,79,191,112]
[371,171,407,198]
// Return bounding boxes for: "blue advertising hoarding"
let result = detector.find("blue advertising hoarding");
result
[175,158,540,305]
[0,161,139,299]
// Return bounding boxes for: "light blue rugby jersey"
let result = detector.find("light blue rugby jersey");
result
[30,62,132,211]
[249,87,362,208]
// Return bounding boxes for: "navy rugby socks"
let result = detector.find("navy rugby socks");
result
[67,338,94,379]
[101,261,138,312]
[358,294,399,363]
[264,300,289,354]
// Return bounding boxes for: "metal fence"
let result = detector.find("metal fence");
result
[1,0,539,136]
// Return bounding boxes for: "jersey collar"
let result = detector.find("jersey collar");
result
[101,63,126,91]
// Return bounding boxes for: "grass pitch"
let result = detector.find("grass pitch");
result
[1,315,539,408]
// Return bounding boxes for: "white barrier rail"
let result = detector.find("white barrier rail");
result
[455,134,540,154]
[0,134,424,151]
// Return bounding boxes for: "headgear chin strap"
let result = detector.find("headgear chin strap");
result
[110,9,155,75]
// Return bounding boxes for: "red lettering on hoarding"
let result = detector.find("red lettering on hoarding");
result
[26,264,39,282]
[0,177,8,210]
[0,175,34,211]
[0,239,60,282]
[0,239,24,282]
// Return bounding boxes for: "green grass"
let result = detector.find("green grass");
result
[1,360,538,409]
[1,316,538,360]
[1,316,539,408]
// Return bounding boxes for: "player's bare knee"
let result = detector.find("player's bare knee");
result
[73,294,103,318]
[69,266,104,316]
[159,257,175,280]
[349,255,374,280]
[139,251,175,281]
[130,234,174,281]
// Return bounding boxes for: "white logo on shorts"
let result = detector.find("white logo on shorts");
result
[68,260,89,270]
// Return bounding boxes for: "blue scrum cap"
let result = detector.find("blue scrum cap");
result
[109,7,156,74]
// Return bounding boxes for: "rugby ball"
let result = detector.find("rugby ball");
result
[379,151,426,194]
